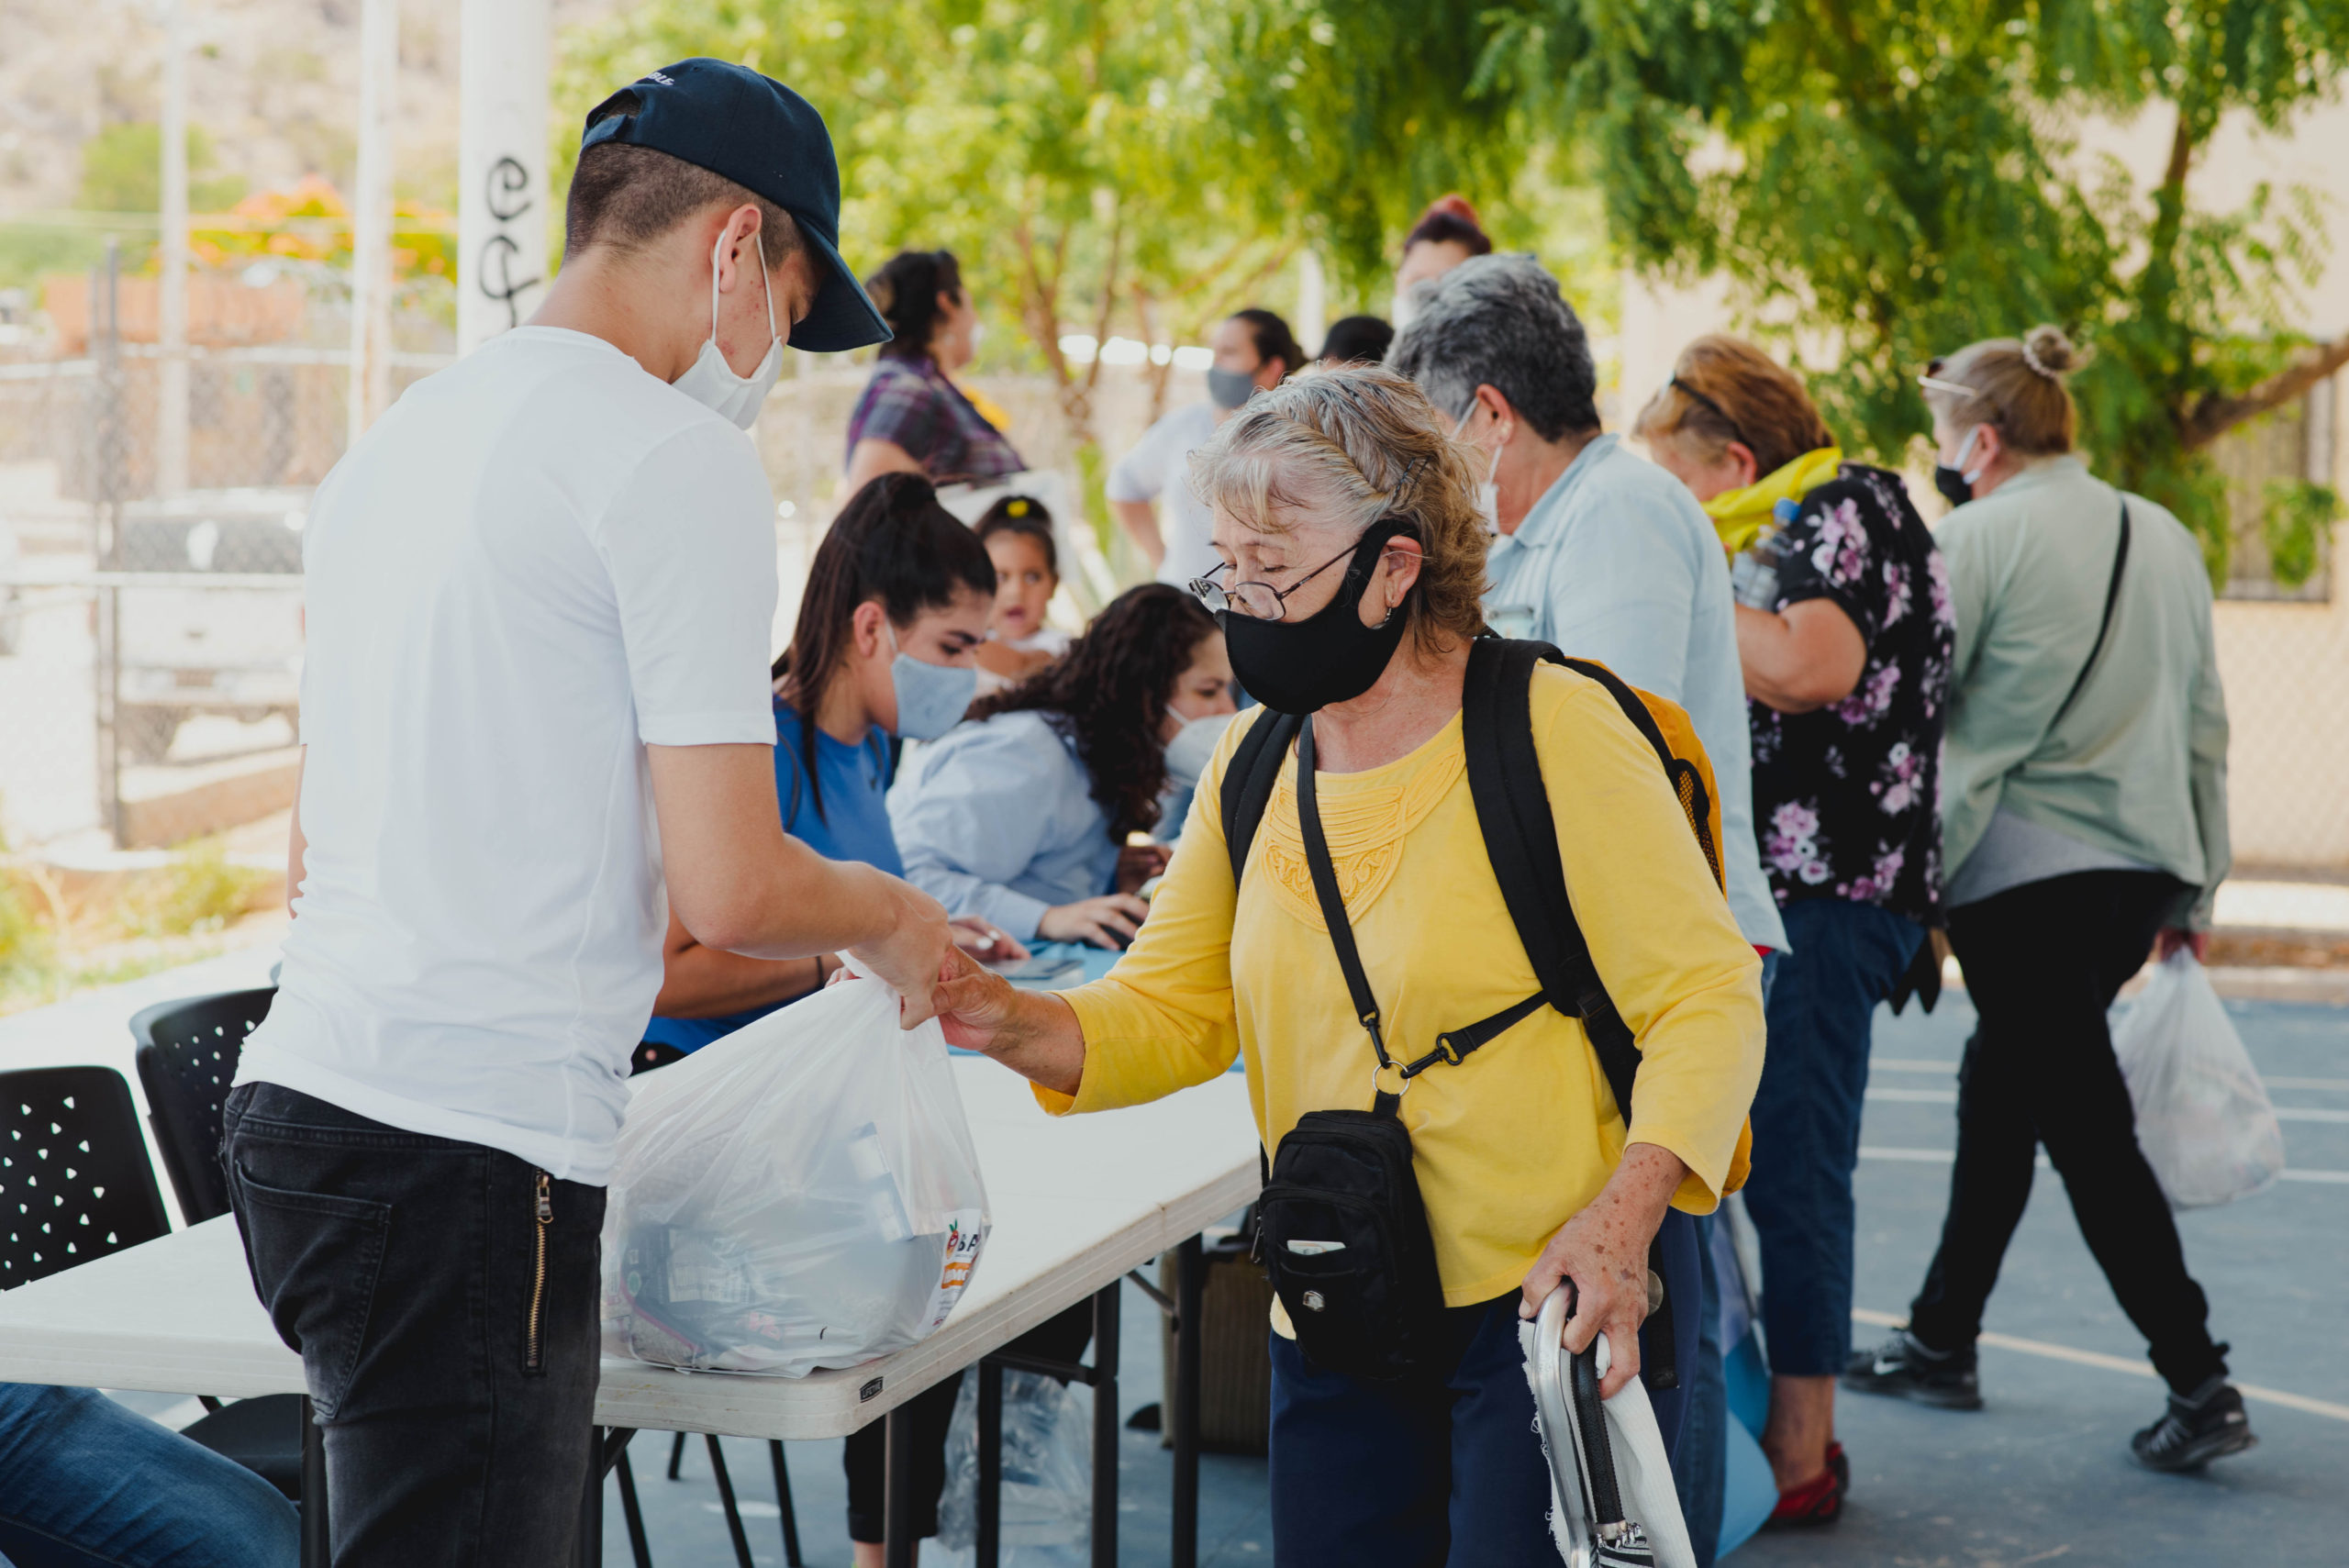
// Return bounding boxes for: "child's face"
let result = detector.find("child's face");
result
[987,531,1057,641]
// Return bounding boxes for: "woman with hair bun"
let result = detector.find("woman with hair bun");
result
[844,249,1026,490]
[1845,326,2252,1477]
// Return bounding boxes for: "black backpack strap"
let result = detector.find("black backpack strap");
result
[1221,708,1303,888]
[1293,718,1405,1117]
[1461,638,1642,1121]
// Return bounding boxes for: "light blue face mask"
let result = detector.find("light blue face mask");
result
[890,649,978,740]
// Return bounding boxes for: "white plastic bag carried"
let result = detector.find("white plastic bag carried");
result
[599,959,990,1375]
[1523,1286,1698,1568]
[2112,950,2285,1210]
[930,1368,1091,1567]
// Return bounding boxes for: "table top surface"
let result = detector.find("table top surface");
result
[0,1058,1259,1440]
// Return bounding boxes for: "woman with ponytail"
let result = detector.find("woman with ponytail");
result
[1846,327,2251,1478]
[844,249,1026,491]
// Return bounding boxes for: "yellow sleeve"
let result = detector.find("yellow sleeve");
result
[1532,670,1765,1209]
[1031,713,1261,1116]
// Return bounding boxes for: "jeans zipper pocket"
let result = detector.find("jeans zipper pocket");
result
[526,1170,551,1373]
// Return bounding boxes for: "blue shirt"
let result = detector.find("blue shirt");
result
[641,698,902,1052]
[1482,433,1787,953]
[888,708,1122,941]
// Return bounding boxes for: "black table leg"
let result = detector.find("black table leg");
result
[707,1436,756,1568]
[1171,1234,1204,1568]
[1092,1280,1120,1568]
[977,1359,1004,1568]
[767,1440,803,1567]
[577,1426,604,1567]
[300,1396,328,1568]
[884,1405,918,1568]
[616,1442,653,1568]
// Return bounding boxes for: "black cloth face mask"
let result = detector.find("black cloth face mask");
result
[1219,520,1415,716]
[1933,426,1987,507]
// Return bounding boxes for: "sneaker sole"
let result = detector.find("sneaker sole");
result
[1841,1371,1984,1411]
[2132,1425,2258,1473]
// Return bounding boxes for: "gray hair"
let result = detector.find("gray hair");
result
[1386,253,1599,442]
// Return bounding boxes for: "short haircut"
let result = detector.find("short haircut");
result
[1631,335,1836,477]
[1386,254,1599,442]
[1318,315,1395,366]
[1230,307,1305,382]
[565,93,801,271]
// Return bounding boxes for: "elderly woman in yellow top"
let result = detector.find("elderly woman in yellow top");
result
[937,364,1763,1566]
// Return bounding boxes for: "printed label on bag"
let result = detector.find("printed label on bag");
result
[923,1208,987,1331]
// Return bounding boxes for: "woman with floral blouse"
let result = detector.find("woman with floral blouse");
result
[1636,335,1953,1529]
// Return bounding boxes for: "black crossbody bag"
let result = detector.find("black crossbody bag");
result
[1253,717,1558,1382]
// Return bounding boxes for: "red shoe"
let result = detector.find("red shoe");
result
[1764,1448,1848,1528]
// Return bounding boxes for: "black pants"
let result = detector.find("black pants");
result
[1907,871,2227,1395]
[841,1300,1096,1544]
[222,1083,607,1567]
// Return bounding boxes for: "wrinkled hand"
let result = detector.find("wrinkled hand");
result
[1037,893,1150,950]
[841,871,956,1028]
[1520,1144,1686,1398]
[2154,927,2210,962]
[934,946,1025,1053]
[950,917,1028,964]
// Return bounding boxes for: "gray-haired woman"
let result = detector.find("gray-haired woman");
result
[930,364,1765,1563]
[1845,327,2252,1474]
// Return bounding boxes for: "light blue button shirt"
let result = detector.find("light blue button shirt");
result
[888,707,1124,941]
[1484,434,1787,952]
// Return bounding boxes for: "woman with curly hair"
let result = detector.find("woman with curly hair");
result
[890,583,1237,949]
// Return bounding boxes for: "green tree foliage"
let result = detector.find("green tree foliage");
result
[1481,0,2349,574]
[78,122,250,215]
[554,0,1515,441]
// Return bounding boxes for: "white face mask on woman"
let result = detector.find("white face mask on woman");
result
[672,228,784,430]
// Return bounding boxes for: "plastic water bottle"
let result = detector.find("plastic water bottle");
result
[1732,496,1800,610]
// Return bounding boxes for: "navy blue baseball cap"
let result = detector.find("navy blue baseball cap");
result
[580,60,891,353]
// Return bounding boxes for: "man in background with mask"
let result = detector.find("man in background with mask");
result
[223,61,955,1567]
[1108,307,1303,586]
[1391,253,1778,1566]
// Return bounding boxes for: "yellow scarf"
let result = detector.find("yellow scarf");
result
[1704,447,1842,552]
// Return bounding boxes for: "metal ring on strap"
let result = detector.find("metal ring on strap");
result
[1371,1060,1411,1100]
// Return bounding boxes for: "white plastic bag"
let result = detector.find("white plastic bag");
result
[598,961,990,1374]
[1521,1293,1698,1568]
[930,1369,1091,1566]
[2112,951,2285,1209]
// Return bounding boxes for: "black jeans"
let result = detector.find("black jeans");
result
[841,1300,1096,1544]
[1907,871,2227,1394]
[221,1083,607,1567]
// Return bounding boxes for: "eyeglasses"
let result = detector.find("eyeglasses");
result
[1664,373,1748,447]
[1188,539,1366,622]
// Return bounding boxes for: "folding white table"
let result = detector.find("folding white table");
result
[0,1060,1260,1568]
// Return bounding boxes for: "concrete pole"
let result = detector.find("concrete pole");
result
[156,0,189,495]
[346,0,398,446]
[1296,250,1327,363]
[458,0,551,354]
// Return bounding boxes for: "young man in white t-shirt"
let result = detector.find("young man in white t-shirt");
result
[221,61,952,1566]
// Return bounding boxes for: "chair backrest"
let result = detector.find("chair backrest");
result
[131,987,274,1226]
[1,1066,172,1291]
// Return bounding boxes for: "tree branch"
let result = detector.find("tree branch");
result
[2181,337,2349,450]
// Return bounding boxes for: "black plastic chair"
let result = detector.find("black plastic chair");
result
[0,1062,314,1499]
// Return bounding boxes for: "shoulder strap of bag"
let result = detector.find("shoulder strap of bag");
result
[1221,707,1303,887]
[1462,638,1643,1120]
[2046,501,2132,735]
[1291,718,1406,1116]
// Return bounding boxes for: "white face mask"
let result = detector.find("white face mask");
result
[1161,710,1235,792]
[672,228,783,430]
[1451,408,1502,533]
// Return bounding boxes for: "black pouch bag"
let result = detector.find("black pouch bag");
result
[1254,718,1543,1382]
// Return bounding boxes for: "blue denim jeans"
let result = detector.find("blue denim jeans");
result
[1743,899,1922,1376]
[1267,1295,1562,1566]
[0,1383,298,1568]
[221,1083,606,1568]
